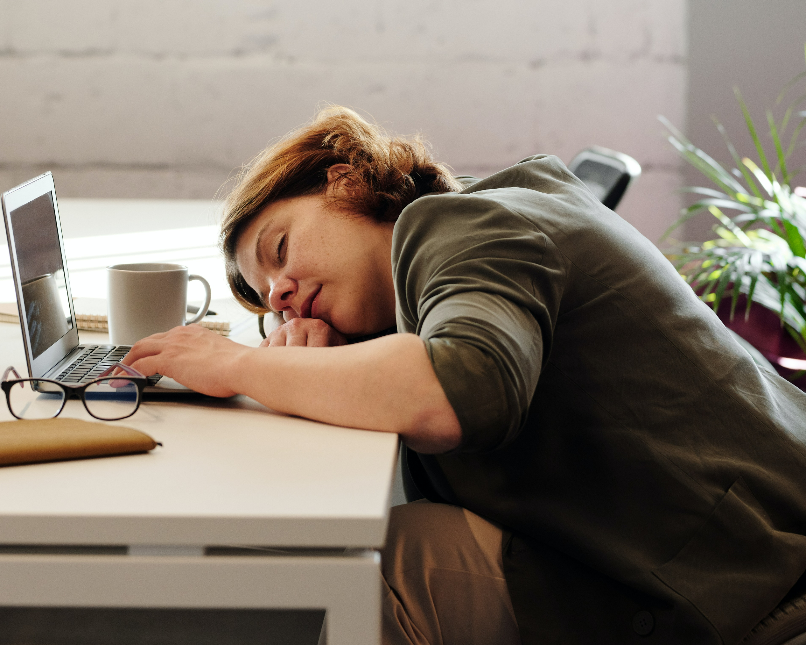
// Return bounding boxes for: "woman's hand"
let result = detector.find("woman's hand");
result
[121,325,251,397]
[260,317,347,348]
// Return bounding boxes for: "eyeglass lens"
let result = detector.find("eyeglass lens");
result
[83,378,140,420]
[7,380,65,419]
[7,378,139,420]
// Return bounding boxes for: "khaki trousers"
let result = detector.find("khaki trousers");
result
[380,504,806,645]
[380,501,521,645]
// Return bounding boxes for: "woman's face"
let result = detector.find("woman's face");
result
[235,191,397,338]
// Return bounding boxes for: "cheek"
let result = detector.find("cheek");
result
[235,256,269,304]
[234,245,256,284]
[236,262,260,296]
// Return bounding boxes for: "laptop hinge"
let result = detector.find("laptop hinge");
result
[44,346,89,379]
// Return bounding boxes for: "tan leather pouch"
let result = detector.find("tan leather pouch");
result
[0,418,161,466]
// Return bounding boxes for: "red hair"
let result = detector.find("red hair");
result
[220,106,462,313]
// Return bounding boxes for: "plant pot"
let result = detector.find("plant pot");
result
[717,296,806,392]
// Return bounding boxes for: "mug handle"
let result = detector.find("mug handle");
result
[185,275,212,324]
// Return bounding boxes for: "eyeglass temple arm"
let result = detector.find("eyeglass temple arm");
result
[99,362,146,379]
[2,366,22,382]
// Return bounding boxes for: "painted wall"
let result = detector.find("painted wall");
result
[684,0,806,241]
[0,0,687,242]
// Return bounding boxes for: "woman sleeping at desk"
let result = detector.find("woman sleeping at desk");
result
[121,106,806,645]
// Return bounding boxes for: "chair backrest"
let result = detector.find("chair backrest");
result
[567,146,641,211]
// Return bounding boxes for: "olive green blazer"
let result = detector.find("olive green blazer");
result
[392,156,806,644]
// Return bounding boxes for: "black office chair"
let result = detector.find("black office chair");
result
[567,145,641,211]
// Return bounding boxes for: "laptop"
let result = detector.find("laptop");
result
[2,172,193,393]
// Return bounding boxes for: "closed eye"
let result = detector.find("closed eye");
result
[276,234,287,264]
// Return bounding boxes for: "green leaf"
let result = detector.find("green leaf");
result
[736,88,774,180]
[715,118,763,198]
[713,262,734,312]
[681,197,754,218]
[785,116,806,170]
[742,157,777,202]
[730,276,742,319]
[752,277,806,333]
[782,218,806,258]
[681,186,731,200]
[708,205,753,246]
[660,204,708,242]
[787,280,806,322]
[780,105,794,135]
[767,110,790,184]
[658,114,687,142]
[775,60,806,105]
[661,116,747,195]
[668,137,746,196]
[745,253,763,319]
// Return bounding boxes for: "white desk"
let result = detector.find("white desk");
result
[0,199,399,645]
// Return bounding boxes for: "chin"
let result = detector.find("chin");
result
[334,319,373,339]
[345,322,396,341]
[332,307,394,339]
[326,310,359,337]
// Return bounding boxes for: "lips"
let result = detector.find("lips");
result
[300,285,322,319]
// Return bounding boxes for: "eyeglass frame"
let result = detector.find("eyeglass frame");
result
[1,363,148,421]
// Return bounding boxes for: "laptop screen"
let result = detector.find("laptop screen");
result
[8,192,73,359]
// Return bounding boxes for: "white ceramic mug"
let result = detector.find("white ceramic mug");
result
[107,263,212,345]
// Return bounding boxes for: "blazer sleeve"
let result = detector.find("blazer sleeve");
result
[392,192,567,453]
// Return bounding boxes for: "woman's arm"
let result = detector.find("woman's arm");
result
[123,325,462,454]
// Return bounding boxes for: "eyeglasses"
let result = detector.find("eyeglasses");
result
[1,363,147,421]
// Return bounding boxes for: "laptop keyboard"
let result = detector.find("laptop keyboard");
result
[57,346,161,386]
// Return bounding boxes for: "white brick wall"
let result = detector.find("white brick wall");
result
[0,0,687,242]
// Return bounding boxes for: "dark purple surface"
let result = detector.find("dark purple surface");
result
[717,296,806,391]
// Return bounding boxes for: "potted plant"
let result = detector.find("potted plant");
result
[661,46,806,389]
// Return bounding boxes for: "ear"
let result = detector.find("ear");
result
[325,164,354,194]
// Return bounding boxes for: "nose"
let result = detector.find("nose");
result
[268,274,298,315]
